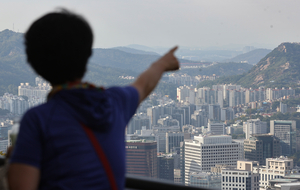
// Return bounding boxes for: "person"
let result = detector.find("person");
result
[7,9,179,190]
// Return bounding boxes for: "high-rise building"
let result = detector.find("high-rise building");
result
[233,139,245,160]
[243,119,267,139]
[0,93,29,115]
[244,134,281,165]
[181,106,191,125]
[126,140,157,178]
[166,132,184,153]
[177,85,190,102]
[270,120,297,156]
[266,87,295,101]
[279,102,288,114]
[184,135,240,185]
[18,82,51,102]
[220,107,235,121]
[180,141,186,184]
[208,122,225,135]
[127,113,150,134]
[153,125,180,153]
[191,109,207,128]
[157,116,179,127]
[157,156,174,181]
[174,169,182,184]
[147,106,162,126]
[208,104,221,121]
[171,114,183,129]
[173,108,186,126]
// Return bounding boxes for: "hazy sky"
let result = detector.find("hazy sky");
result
[1,0,300,49]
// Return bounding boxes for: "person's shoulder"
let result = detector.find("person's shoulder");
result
[105,86,138,97]
[22,100,57,120]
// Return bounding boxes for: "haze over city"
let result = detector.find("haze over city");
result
[1,0,300,49]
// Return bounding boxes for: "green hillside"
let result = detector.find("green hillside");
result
[224,48,271,65]
[180,62,253,77]
[198,42,300,89]
[0,30,35,94]
[238,42,300,88]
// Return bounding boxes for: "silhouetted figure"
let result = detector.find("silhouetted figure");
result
[8,9,179,190]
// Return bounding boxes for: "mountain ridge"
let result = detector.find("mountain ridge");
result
[198,42,300,88]
[223,48,272,65]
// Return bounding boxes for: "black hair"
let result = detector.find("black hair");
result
[25,9,93,85]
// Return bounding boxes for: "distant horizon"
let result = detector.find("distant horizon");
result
[1,0,300,50]
[0,28,278,52]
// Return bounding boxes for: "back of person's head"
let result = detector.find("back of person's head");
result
[25,9,93,85]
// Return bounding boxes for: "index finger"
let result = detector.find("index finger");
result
[169,46,178,54]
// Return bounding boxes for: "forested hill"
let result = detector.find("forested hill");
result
[90,48,194,72]
[179,62,253,77]
[0,29,35,95]
[223,48,271,65]
[198,42,300,89]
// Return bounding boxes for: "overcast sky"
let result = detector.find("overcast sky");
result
[1,0,300,49]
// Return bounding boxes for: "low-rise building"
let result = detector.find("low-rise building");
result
[190,172,221,189]
[253,156,294,188]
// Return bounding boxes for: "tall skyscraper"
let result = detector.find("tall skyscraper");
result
[126,140,157,178]
[270,120,297,156]
[244,134,280,165]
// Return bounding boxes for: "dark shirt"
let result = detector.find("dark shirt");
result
[11,86,139,190]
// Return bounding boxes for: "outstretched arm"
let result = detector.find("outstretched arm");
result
[8,163,40,190]
[131,46,179,104]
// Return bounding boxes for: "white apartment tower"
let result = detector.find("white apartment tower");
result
[243,119,267,139]
[184,135,240,185]
[18,82,51,102]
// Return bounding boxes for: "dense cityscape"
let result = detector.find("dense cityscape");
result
[2,1,300,189]
[1,73,300,189]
